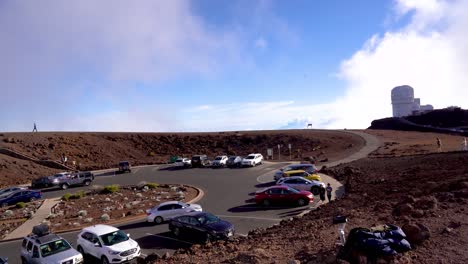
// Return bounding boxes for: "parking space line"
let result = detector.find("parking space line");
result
[216,215,281,221]
[145,233,194,245]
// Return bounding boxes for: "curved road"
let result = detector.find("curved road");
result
[0,130,380,263]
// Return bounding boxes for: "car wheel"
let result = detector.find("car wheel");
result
[101,256,110,264]
[297,198,308,206]
[84,180,91,186]
[262,199,270,207]
[30,197,36,202]
[61,184,69,190]
[173,227,181,237]
[205,233,214,243]
[154,216,163,225]
[21,257,27,264]
[77,245,86,256]
[311,186,320,195]
[252,162,256,167]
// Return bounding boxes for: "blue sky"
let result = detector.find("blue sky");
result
[1,0,467,132]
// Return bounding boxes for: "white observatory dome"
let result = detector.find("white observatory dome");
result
[391,85,416,117]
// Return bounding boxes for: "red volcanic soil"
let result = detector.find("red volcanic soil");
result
[150,151,468,264]
[0,130,364,187]
[364,129,466,157]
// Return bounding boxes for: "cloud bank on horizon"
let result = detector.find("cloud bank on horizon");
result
[1,0,467,132]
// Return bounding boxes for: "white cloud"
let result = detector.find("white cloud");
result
[185,0,468,131]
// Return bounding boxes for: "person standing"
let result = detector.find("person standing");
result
[436,137,442,152]
[462,137,467,151]
[319,185,326,204]
[32,123,38,132]
[326,183,333,202]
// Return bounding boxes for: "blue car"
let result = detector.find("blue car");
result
[169,212,235,242]
[0,190,42,207]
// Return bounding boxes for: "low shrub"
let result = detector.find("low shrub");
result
[102,184,120,194]
[16,202,26,208]
[145,182,159,189]
[71,190,86,199]
[62,193,72,201]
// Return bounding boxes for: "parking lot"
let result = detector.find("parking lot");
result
[0,161,326,262]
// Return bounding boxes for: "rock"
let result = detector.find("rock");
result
[394,203,414,216]
[125,203,133,209]
[131,201,141,206]
[142,186,149,192]
[162,252,170,259]
[287,260,301,264]
[84,218,93,223]
[137,209,144,214]
[72,222,80,227]
[3,210,14,217]
[105,198,111,202]
[46,213,57,219]
[100,214,110,221]
[78,210,87,217]
[402,223,430,244]
[123,197,129,201]
[411,209,425,218]
[135,193,143,198]
[414,196,438,210]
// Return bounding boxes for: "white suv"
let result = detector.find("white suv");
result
[241,153,264,167]
[211,155,228,167]
[175,158,191,168]
[21,225,83,264]
[76,225,140,264]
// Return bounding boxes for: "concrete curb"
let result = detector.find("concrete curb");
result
[0,184,204,243]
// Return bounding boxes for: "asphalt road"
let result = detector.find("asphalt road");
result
[0,162,322,263]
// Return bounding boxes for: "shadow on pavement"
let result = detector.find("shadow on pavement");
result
[95,171,117,177]
[228,203,294,213]
[136,231,193,251]
[254,181,276,188]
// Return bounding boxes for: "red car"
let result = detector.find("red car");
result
[255,186,313,207]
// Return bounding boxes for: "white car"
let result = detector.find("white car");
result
[277,176,325,195]
[175,158,191,167]
[211,155,228,167]
[146,201,202,224]
[241,153,264,167]
[76,225,140,264]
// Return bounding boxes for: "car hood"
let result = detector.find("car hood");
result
[106,239,139,252]
[44,248,82,264]
[205,220,233,232]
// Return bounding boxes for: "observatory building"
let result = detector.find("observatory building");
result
[391,85,433,117]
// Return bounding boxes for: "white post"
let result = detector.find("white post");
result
[288,144,292,160]
[278,144,281,160]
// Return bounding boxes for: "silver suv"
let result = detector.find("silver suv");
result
[20,225,83,264]
[58,172,94,190]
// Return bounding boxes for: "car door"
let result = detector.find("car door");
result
[169,204,185,218]
[156,204,173,219]
[281,189,296,203]
[285,179,301,190]
[81,232,100,258]
[9,192,23,204]
[295,178,310,191]
[31,245,41,264]
[267,188,283,203]
[187,216,205,239]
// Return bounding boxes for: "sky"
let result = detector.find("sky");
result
[1,0,467,132]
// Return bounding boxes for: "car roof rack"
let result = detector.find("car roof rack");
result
[32,224,50,237]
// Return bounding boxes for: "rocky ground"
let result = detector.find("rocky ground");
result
[46,184,197,233]
[363,129,466,157]
[0,130,364,187]
[0,200,43,239]
[145,151,468,264]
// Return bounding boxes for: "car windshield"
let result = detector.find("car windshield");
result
[40,239,72,257]
[228,157,236,161]
[192,157,200,160]
[119,162,129,166]
[246,155,255,159]
[99,230,129,246]
[0,189,13,195]
[176,159,183,162]
[215,157,222,160]
[197,213,219,225]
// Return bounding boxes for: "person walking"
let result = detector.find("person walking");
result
[326,183,333,202]
[319,185,326,204]
[32,123,38,132]
[436,137,442,152]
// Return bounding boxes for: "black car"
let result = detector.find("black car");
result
[118,161,131,173]
[191,155,209,168]
[226,156,242,168]
[31,176,55,189]
[169,212,234,242]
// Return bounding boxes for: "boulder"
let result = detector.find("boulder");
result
[100,214,110,221]
[78,210,87,217]
[394,203,414,216]
[414,196,438,210]
[402,223,430,245]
